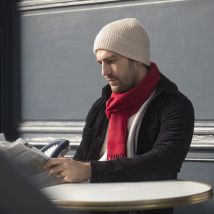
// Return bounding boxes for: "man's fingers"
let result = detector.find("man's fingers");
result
[48,164,64,176]
[43,157,66,169]
[43,158,90,183]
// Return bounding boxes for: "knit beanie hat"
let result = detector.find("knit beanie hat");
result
[93,18,150,66]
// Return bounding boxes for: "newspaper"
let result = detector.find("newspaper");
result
[0,133,6,141]
[0,133,64,188]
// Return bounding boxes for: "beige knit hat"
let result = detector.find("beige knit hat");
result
[93,18,150,66]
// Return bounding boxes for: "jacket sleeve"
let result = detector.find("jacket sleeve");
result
[90,96,194,182]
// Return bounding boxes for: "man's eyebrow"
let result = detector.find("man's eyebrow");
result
[97,55,118,62]
[108,55,118,60]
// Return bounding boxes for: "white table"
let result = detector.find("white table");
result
[41,180,212,211]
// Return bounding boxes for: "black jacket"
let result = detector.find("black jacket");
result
[74,74,194,183]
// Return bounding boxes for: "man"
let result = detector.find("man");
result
[44,18,194,213]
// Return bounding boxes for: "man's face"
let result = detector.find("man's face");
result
[96,50,144,93]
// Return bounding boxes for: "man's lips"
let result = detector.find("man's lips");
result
[106,78,118,83]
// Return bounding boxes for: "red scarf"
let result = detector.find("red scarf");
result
[105,62,160,160]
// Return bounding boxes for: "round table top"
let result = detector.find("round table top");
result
[41,180,212,211]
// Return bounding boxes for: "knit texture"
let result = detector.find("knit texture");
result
[93,18,150,66]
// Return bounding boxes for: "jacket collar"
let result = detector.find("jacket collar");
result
[102,84,112,100]
[102,72,179,100]
[157,73,179,95]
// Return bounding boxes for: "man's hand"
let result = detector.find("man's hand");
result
[43,158,91,183]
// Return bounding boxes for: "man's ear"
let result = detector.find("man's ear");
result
[136,62,147,71]
[136,62,143,67]
[131,60,141,68]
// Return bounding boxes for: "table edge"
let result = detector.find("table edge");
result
[51,186,213,211]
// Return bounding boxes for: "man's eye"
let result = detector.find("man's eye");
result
[108,59,117,64]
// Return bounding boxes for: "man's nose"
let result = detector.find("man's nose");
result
[101,63,111,76]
